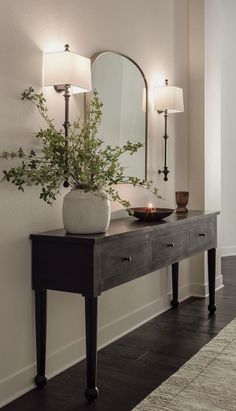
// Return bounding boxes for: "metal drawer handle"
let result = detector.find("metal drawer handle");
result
[199,233,207,237]
[167,243,175,248]
[123,256,132,262]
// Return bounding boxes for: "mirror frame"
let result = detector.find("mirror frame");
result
[85,50,148,180]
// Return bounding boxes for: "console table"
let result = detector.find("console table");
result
[31,210,219,401]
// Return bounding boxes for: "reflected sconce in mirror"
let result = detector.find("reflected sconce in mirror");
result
[142,87,147,112]
[44,44,91,186]
[154,79,184,181]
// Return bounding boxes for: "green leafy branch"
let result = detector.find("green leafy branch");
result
[0,87,161,207]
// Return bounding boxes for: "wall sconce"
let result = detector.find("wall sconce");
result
[44,44,91,186]
[154,79,184,181]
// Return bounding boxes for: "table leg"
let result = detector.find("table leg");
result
[171,262,179,307]
[34,289,47,387]
[208,248,216,314]
[85,296,99,402]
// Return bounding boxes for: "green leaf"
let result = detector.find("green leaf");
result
[0,87,161,207]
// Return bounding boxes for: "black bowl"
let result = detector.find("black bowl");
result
[129,207,174,222]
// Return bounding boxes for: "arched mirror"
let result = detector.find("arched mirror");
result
[89,51,147,180]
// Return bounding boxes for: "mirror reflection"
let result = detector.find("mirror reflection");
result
[91,52,147,180]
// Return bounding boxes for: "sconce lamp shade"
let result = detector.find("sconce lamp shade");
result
[44,48,91,94]
[154,85,184,113]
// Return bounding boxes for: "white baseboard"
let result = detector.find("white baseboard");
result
[221,246,236,257]
[0,279,221,408]
[0,285,192,408]
[190,274,224,297]
[0,366,35,409]
[173,283,192,302]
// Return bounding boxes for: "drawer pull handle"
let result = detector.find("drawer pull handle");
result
[123,256,132,262]
[199,233,207,237]
[167,243,175,248]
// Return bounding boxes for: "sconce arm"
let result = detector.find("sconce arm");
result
[158,109,169,181]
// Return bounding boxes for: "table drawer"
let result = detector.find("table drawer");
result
[151,231,187,268]
[101,239,149,280]
[187,218,216,253]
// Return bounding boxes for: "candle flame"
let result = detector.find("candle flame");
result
[148,203,153,209]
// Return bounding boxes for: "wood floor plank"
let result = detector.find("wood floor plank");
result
[2,257,236,411]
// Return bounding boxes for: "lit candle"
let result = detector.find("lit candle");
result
[145,203,156,213]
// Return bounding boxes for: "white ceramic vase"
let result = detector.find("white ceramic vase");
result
[62,189,111,234]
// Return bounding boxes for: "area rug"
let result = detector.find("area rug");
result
[132,318,236,410]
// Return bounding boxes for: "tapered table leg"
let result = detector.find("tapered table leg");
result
[34,289,47,387]
[85,296,99,402]
[171,262,179,307]
[208,248,216,314]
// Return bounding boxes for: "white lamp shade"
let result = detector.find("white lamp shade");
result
[44,49,91,94]
[154,85,184,113]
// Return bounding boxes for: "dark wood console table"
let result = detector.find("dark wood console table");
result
[31,210,219,401]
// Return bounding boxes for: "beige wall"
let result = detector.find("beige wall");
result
[188,0,223,295]
[204,0,236,266]
[220,0,236,256]
[0,0,194,406]
[204,0,222,285]
[188,0,205,292]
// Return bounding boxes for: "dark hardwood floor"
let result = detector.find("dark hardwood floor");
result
[3,256,236,411]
